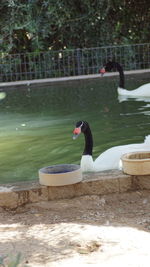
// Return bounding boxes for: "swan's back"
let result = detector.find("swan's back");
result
[94,135,150,171]
[118,83,150,97]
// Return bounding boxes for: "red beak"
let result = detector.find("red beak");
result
[73,127,81,140]
[99,68,106,76]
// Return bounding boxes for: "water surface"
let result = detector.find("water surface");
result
[0,72,150,183]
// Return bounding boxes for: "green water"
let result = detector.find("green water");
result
[0,72,150,183]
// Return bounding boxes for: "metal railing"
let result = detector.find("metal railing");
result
[0,43,150,82]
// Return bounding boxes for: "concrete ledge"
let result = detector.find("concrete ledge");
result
[0,170,150,209]
[0,69,150,88]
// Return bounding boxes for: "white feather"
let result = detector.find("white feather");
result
[81,135,150,172]
[118,83,150,97]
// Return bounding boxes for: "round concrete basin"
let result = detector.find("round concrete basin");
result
[121,151,150,175]
[39,164,82,186]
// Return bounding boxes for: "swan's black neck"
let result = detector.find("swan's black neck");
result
[107,62,125,88]
[83,125,93,156]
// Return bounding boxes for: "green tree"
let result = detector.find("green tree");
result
[0,0,150,54]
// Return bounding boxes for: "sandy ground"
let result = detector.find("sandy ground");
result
[0,190,150,267]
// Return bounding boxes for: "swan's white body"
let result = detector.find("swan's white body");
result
[118,84,150,97]
[81,135,150,172]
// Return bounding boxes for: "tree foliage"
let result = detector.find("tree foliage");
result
[0,0,150,54]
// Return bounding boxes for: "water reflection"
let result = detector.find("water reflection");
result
[138,103,150,116]
[118,95,150,103]
[118,95,150,116]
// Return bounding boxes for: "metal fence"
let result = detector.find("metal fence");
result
[0,43,150,82]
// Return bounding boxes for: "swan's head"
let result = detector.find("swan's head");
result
[73,121,89,140]
[99,61,117,75]
[104,61,115,71]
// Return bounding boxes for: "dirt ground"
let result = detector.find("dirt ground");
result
[0,190,150,267]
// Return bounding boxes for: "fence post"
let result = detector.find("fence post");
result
[76,48,81,75]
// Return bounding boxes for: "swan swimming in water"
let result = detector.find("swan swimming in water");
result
[100,61,150,97]
[73,121,150,172]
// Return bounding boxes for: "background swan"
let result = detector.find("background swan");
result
[100,61,150,97]
[73,121,150,172]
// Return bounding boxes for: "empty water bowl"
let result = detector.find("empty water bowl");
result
[121,151,150,175]
[39,164,82,186]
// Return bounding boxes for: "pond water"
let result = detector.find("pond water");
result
[0,72,150,183]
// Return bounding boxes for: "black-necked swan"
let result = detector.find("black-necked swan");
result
[100,61,150,97]
[73,121,150,172]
